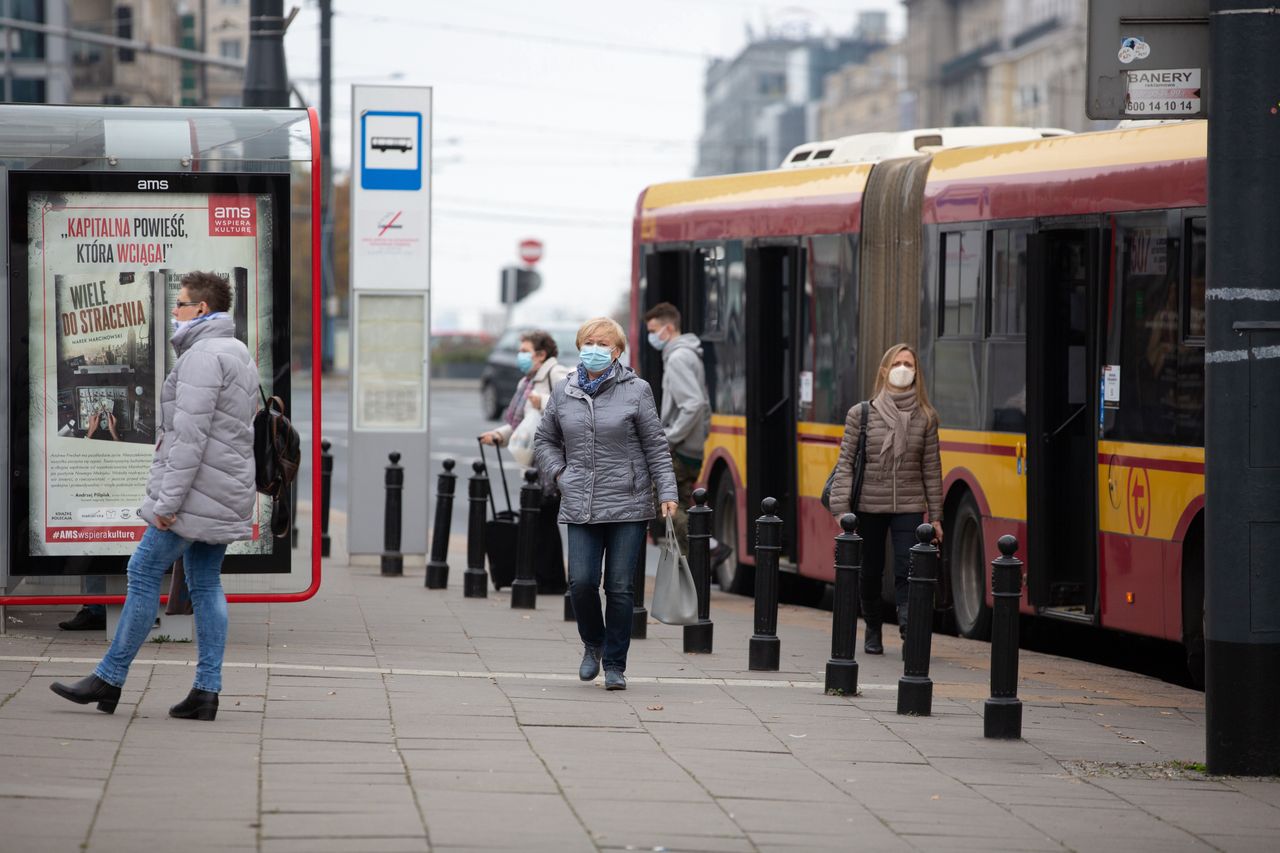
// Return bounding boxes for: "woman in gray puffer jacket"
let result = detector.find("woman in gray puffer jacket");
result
[51,272,258,722]
[828,343,943,656]
[535,317,677,692]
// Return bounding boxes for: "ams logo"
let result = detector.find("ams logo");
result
[208,194,256,237]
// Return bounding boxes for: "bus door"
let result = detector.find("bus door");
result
[1026,228,1101,619]
[640,249,695,406]
[745,243,802,560]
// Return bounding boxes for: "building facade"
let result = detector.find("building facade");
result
[66,0,246,107]
[901,0,1109,132]
[1,0,72,103]
[818,41,908,140]
[696,17,888,176]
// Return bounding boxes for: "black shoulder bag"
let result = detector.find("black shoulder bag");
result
[820,401,870,513]
[253,387,302,538]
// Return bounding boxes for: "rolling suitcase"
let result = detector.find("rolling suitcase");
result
[479,439,519,590]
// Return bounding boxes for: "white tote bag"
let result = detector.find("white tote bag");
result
[508,409,540,467]
[651,516,699,626]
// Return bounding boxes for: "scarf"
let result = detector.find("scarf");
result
[576,361,616,397]
[874,387,918,478]
[503,376,532,429]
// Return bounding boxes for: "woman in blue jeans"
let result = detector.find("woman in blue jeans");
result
[535,317,677,691]
[51,272,259,720]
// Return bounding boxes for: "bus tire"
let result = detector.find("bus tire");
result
[948,492,991,640]
[711,472,753,596]
[1182,516,1205,690]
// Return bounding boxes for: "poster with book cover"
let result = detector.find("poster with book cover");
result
[9,172,289,572]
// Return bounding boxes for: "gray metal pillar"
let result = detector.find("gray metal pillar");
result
[1205,0,1280,776]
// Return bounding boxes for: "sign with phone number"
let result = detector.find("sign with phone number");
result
[1124,68,1201,115]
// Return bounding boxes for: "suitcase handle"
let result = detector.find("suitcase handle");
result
[477,438,514,516]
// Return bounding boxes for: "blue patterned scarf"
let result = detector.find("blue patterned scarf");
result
[576,361,616,397]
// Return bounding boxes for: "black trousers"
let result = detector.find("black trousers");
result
[857,511,924,614]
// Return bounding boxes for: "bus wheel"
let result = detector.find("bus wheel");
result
[948,493,991,640]
[711,473,753,596]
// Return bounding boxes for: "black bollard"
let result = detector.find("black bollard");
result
[630,537,648,640]
[749,497,782,671]
[898,523,940,715]
[319,439,333,559]
[425,458,456,589]
[381,451,404,576]
[825,513,861,695]
[463,460,489,598]
[985,535,1023,738]
[511,469,540,609]
[683,488,714,654]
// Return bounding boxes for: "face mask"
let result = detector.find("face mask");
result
[647,331,667,351]
[171,316,192,335]
[579,345,613,373]
[888,365,916,389]
[516,351,534,374]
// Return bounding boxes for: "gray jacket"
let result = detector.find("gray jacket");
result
[140,313,259,543]
[660,333,710,459]
[534,364,678,524]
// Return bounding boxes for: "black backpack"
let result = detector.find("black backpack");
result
[253,387,301,538]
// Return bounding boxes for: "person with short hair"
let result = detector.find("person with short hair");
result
[828,343,943,655]
[480,329,572,593]
[643,302,729,567]
[534,317,677,691]
[51,270,260,721]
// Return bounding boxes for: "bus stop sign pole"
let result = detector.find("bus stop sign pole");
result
[1205,1,1280,777]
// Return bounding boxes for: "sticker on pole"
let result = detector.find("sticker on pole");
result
[1117,36,1150,65]
[1124,68,1200,115]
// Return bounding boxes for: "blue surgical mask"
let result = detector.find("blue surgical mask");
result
[647,331,667,351]
[515,351,534,374]
[579,345,613,373]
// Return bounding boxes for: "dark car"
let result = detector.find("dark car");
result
[480,325,580,420]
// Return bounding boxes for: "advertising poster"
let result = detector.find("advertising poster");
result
[12,175,286,570]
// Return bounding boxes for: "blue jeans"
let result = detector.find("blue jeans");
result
[567,521,647,673]
[95,526,229,693]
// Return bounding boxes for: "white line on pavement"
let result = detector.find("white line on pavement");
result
[3,655,895,691]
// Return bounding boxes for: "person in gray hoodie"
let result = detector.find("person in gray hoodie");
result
[535,317,677,691]
[644,303,728,565]
[51,272,259,722]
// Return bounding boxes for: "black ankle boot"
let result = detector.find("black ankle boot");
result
[861,599,884,655]
[169,688,218,721]
[50,675,121,714]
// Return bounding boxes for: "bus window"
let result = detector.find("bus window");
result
[941,230,981,337]
[1184,217,1206,343]
[934,229,983,429]
[699,244,727,339]
[986,226,1029,431]
[1177,216,1206,444]
[989,228,1028,336]
[1103,212,1181,444]
[708,241,746,416]
[800,234,857,424]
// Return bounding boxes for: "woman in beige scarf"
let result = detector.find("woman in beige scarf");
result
[828,343,943,655]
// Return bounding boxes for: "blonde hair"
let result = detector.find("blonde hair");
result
[873,343,937,424]
[576,316,627,354]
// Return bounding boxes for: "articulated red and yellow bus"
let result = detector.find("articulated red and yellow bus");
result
[632,121,1206,681]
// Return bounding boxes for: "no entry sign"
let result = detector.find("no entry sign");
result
[518,238,543,265]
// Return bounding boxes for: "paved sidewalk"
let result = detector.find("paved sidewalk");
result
[1,514,1277,853]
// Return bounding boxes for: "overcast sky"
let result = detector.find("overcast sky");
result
[284,0,904,332]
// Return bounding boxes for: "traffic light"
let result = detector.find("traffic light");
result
[499,266,542,304]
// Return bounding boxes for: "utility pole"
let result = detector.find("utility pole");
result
[1205,1,1280,776]
[243,0,288,107]
[319,0,334,371]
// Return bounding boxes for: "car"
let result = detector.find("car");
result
[480,324,580,420]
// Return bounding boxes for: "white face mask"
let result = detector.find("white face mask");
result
[171,316,192,335]
[888,365,916,389]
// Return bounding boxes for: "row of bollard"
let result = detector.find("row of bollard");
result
[318,447,1022,739]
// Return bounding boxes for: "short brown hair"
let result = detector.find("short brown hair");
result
[521,329,558,359]
[576,317,627,354]
[643,302,681,329]
[180,271,232,313]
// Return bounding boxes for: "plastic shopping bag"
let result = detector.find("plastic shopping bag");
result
[508,409,540,467]
[651,516,698,626]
